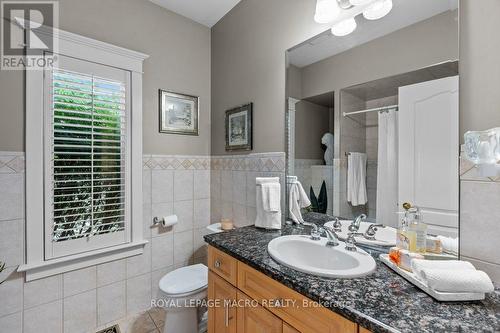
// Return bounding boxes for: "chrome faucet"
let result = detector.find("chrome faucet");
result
[321,226,340,247]
[308,223,340,247]
[349,214,367,233]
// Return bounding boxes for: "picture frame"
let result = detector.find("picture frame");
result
[225,103,253,151]
[159,89,199,136]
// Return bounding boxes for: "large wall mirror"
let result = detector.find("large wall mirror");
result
[285,0,459,255]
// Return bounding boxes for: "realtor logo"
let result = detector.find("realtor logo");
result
[1,1,58,70]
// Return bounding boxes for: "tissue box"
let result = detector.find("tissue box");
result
[399,250,424,272]
[388,247,424,272]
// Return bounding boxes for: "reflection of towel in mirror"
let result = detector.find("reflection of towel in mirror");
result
[347,152,367,206]
[261,183,281,212]
[437,235,459,255]
[288,181,311,223]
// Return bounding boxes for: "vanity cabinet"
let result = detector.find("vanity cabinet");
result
[208,246,365,333]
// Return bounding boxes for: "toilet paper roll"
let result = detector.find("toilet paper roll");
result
[161,215,178,227]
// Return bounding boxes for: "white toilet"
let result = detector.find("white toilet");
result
[158,264,208,333]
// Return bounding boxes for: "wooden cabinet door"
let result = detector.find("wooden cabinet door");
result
[283,323,300,333]
[237,291,283,333]
[208,271,237,333]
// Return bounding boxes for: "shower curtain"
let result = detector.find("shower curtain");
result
[376,109,399,227]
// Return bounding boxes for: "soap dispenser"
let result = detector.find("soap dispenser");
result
[397,203,416,252]
[408,206,428,253]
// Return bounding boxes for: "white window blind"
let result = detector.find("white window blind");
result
[44,55,131,259]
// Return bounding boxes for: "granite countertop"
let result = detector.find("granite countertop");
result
[204,213,500,333]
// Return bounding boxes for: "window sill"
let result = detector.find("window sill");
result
[18,240,148,281]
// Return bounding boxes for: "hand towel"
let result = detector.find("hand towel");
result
[347,152,367,206]
[411,259,475,278]
[288,181,311,223]
[255,177,281,229]
[261,182,281,212]
[418,268,494,293]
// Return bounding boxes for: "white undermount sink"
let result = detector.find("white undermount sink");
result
[267,235,376,278]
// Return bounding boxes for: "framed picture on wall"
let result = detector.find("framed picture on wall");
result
[225,103,253,151]
[159,89,199,136]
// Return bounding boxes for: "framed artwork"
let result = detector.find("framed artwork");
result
[225,103,253,151]
[159,89,199,136]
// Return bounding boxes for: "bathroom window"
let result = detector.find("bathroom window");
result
[22,27,148,280]
[45,56,131,259]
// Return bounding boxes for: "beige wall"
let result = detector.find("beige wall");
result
[211,0,329,155]
[295,100,330,160]
[211,1,458,155]
[459,0,500,136]
[0,0,211,155]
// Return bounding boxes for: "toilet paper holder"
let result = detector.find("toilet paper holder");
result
[152,216,164,225]
[152,215,178,227]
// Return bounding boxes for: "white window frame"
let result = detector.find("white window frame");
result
[19,24,149,281]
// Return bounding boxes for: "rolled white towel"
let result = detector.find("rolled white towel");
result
[437,235,459,254]
[419,268,494,293]
[411,259,475,279]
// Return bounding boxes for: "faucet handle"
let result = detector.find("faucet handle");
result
[332,218,342,231]
[364,223,385,240]
[309,224,321,240]
[345,232,363,251]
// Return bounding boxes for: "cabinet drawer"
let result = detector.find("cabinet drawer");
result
[237,262,357,333]
[208,246,238,285]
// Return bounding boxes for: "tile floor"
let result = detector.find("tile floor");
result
[116,307,165,333]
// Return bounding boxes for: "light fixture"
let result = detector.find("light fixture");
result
[331,18,357,36]
[349,0,372,5]
[363,0,393,20]
[314,0,341,24]
[464,127,500,176]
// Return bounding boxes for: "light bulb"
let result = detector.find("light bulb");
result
[331,18,357,36]
[363,0,393,20]
[349,0,373,5]
[314,0,341,24]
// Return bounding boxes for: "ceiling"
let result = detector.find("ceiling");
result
[304,91,335,108]
[289,0,458,68]
[342,60,458,101]
[150,0,242,27]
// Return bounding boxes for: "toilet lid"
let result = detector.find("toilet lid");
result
[159,264,208,295]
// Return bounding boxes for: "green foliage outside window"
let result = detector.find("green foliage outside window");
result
[52,70,126,242]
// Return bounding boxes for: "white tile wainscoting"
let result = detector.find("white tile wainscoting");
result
[210,152,286,228]
[0,152,211,333]
[460,157,500,283]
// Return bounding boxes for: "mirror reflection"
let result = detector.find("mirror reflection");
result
[286,0,459,257]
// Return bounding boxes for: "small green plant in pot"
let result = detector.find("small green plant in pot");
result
[310,181,328,214]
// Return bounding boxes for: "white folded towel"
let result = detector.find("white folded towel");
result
[411,259,475,278]
[255,177,281,230]
[261,182,281,212]
[419,268,494,293]
[347,152,367,206]
[288,181,311,223]
[437,235,459,255]
[411,259,494,293]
